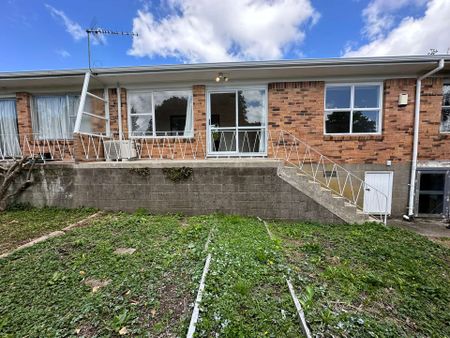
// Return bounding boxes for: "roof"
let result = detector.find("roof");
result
[0,55,449,91]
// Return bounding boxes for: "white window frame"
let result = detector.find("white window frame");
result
[31,92,81,140]
[440,82,450,134]
[127,88,194,139]
[324,82,383,135]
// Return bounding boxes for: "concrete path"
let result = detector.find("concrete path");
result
[390,218,450,238]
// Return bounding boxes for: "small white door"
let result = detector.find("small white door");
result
[363,172,393,215]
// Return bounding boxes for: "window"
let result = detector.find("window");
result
[0,99,21,157]
[417,172,446,215]
[325,84,382,134]
[128,90,193,137]
[441,83,450,133]
[32,94,80,139]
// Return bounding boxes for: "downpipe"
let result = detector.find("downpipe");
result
[404,59,445,221]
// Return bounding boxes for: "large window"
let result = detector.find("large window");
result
[441,83,450,133]
[325,84,382,134]
[32,94,79,139]
[128,90,193,137]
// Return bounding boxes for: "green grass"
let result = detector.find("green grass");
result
[1,209,449,337]
[0,206,96,254]
[271,221,450,337]
[194,215,302,337]
[0,212,211,337]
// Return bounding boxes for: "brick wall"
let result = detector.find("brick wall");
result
[15,92,33,137]
[267,79,447,164]
[11,78,449,164]
[418,77,450,160]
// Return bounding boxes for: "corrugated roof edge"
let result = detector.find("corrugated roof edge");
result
[1,55,449,79]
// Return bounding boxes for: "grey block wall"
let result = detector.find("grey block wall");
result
[18,161,344,223]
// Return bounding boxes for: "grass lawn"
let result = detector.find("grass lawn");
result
[0,206,96,255]
[1,208,449,337]
[271,221,450,337]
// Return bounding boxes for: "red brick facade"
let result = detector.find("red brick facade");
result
[10,78,449,163]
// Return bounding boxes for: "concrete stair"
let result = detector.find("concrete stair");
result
[278,166,377,224]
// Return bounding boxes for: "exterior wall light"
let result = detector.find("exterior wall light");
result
[215,73,229,82]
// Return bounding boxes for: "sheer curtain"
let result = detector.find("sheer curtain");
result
[32,95,79,139]
[0,99,21,157]
[184,94,194,137]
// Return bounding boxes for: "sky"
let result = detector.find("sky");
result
[0,0,449,72]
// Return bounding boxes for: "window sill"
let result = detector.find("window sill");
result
[323,134,383,141]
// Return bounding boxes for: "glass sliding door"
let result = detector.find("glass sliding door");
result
[208,88,267,156]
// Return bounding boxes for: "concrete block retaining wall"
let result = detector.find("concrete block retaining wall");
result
[18,160,345,223]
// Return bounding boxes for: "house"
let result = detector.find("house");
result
[0,55,449,223]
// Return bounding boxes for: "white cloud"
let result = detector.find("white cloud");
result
[362,0,426,39]
[45,4,85,41]
[128,0,319,63]
[55,49,71,58]
[345,0,450,57]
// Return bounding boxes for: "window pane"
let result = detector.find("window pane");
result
[210,129,236,152]
[352,110,379,133]
[443,84,450,106]
[79,115,106,135]
[130,115,153,136]
[326,86,351,109]
[154,91,190,136]
[33,96,72,139]
[238,129,265,153]
[418,194,444,214]
[210,92,236,127]
[238,90,265,127]
[325,111,350,133]
[441,107,450,132]
[129,92,152,115]
[420,173,445,192]
[354,85,380,108]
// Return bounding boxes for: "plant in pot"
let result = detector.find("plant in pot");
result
[212,130,221,151]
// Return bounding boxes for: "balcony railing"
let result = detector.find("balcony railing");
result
[1,130,388,223]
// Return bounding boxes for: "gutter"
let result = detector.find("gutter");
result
[405,59,445,219]
[0,55,449,80]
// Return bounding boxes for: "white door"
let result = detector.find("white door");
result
[363,172,393,215]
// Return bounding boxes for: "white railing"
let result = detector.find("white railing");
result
[269,130,388,224]
[1,129,388,223]
[0,133,74,162]
[75,131,207,161]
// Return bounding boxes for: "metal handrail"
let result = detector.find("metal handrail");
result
[269,130,388,224]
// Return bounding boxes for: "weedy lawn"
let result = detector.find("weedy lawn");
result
[0,206,96,255]
[271,221,450,337]
[1,209,449,337]
[0,211,210,336]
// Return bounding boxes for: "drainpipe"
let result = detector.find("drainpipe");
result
[405,59,444,220]
[117,84,123,142]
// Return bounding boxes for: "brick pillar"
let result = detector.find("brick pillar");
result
[15,92,33,151]
[108,88,128,137]
[193,85,206,158]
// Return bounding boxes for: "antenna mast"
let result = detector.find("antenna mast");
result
[86,28,138,71]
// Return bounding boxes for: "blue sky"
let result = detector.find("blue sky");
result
[0,0,449,71]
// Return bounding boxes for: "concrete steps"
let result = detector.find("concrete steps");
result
[278,166,376,224]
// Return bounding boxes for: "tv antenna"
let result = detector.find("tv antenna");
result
[86,27,138,71]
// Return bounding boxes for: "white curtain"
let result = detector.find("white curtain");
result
[0,99,21,158]
[184,94,194,137]
[32,95,78,139]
